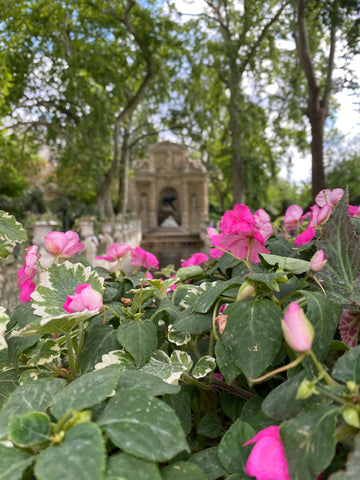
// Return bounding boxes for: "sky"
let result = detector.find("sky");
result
[170,0,360,184]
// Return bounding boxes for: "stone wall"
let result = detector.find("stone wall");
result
[0,219,142,313]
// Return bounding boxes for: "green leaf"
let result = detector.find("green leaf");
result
[332,345,360,384]
[168,324,191,346]
[164,387,192,435]
[97,389,189,462]
[106,452,161,480]
[117,319,157,367]
[94,349,136,370]
[191,277,244,313]
[31,261,104,320]
[0,378,66,439]
[317,193,360,305]
[281,404,338,480]
[217,419,255,475]
[27,338,60,367]
[161,461,208,480]
[302,291,342,362]
[35,423,105,480]
[198,413,223,438]
[0,368,22,408]
[0,210,27,258]
[189,447,228,480]
[9,412,50,448]
[221,298,283,379]
[215,336,242,384]
[192,355,216,379]
[175,266,203,282]
[78,324,120,373]
[0,307,10,351]
[51,365,121,419]
[141,349,192,384]
[116,370,180,396]
[173,310,213,334]
[0,443,33,480]
[259,253,311,274]
[262,371,307,421]
[329,434,360,479]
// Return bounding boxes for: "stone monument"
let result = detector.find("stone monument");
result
[129,142,208,234]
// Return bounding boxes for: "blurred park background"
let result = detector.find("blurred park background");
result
[0,0,359,231]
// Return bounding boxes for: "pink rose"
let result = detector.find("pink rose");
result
[244,426,290,480]
[284,205,307,232]
[130,246,159,270]
[95,242,130,262]
[44,231,85,259]
[349,205,360,218]
[282,302,314,352]
[181,252,209,267]
[315,188,343,207]
[63,283,103,313]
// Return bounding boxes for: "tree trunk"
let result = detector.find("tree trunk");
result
[293,0,336,201]
[96,119,121,218]
[115,125,131,217]
[308,105,326,199]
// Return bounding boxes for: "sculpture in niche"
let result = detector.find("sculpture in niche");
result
[129,141,208,233]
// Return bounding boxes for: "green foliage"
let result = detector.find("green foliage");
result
[2,185,360,477]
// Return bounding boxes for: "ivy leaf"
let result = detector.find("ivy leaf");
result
[281,404,338,480]
[317,193,360,306]
[0,210,27,258]
[221,298,283,379]
[97,390,189,462]
[35,423,105,480]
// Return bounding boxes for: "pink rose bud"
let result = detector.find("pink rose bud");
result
[310,250,326,272]
[244,426,290,480]
[282,302,314,352]
[44,231,85,259]
[63,283,103,313]
[95,242,130,262]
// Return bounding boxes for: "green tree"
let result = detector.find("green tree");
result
[0,0,181,218]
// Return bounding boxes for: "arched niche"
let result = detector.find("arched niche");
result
[158,187,181,226]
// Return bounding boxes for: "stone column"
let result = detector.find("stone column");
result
[32,220,58,282]
[182,181,189,230]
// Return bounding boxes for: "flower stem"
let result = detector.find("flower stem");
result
[248,352,306,383]
[307,349,335,386]
[138,268,150,313]
[65,332,78,379]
